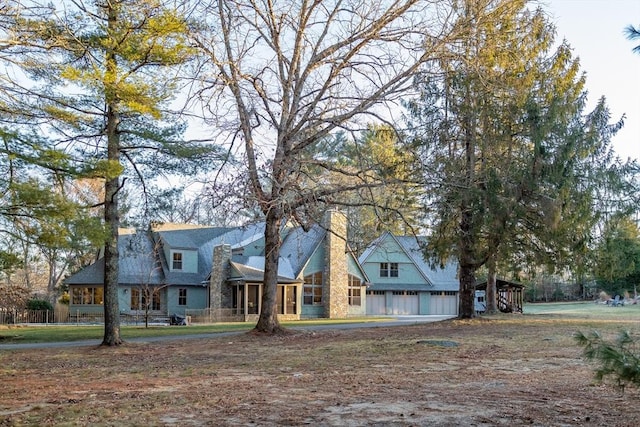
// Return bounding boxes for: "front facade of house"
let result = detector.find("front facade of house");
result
[359,232,459,316]
[65,211,369,321]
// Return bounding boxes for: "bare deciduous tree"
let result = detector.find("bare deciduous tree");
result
[192,0,465,332]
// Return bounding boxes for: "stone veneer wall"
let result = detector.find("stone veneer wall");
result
[210,244,232,312]
[323,210,348,318]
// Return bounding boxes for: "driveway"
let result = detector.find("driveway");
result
[0,315,456,350]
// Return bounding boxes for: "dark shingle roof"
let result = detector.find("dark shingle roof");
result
[280,224,326,276]
[65,232,166,286]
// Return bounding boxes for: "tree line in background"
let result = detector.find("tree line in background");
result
[0,0,638,344]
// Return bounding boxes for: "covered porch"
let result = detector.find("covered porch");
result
[227,281,302,321]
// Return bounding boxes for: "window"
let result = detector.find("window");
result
[131,288,161,311]
[379,262,399,278]
[431,291,457,296]
[71,287,103,305]
[348,275,362,306]
[178,288,187,306]
[303,272,323,305]
[172,252,183,270]
[151,292,161,311]
[393,290,417,296]
[131,288,140,310]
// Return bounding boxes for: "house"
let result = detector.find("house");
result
[358,232,459,316]
[64,210,370,321]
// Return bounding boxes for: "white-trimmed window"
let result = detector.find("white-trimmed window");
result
[72,287,104,305]
[172,252,183,270]
[303,272,323,305]
[178,288,187,306]
[379,262,398,278]
[348,275,362,306]
[131,288,161,311]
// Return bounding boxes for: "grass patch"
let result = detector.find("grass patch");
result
[0,323,255,344]
[524,301,640,319]
[5,302,639,345]
[0,317,391,344]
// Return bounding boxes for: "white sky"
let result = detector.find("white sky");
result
[544,0,640,162]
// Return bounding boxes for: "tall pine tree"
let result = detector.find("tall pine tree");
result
[407,0,625,317]
[3,0,220,345]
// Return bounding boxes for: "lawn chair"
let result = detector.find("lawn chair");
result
[611,295,623,307]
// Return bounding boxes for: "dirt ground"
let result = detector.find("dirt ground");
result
[1,316,640,426]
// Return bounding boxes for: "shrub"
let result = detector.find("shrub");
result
[575,330,640,391]
[26,299,54,311]
[58,292,70,305]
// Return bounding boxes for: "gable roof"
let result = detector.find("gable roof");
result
[65,220,369,288]
[228,258,303,284]
[159,222,266,285]
[279,223,326,277]
[359,231,459,291]
[65,232,166,286]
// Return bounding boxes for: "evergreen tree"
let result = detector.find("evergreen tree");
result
[335,125,423,254]
[406,0,626,317]
[2,0,221,345]
[594,215,640,296]
[625,24,640,54]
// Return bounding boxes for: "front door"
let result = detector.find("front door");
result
[286,286,296,315]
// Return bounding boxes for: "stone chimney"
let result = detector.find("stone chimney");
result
[323,210,348,318]
[210,244,232,312]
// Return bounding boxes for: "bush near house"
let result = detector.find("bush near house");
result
[26,299,54,311]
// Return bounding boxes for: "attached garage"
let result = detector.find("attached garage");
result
[366,290,420,315]
[366,291,386,315]
[429,291,458,315]
[390,291,419,314]
[367,290,459,315]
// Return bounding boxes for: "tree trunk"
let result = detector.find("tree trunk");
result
[102,187,122,345]
[459,262,476,319]
[101,2,122,347]
[458,107,477,319]
[254,209,285,334]
[458,206,476,319]
[485,254,498,314]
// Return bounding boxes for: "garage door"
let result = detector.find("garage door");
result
[366,292,386,315]
[430,291,458,315]
[391,291,419,315]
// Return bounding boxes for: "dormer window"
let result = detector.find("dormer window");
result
[172,252,183,270]
[380,262,398,278]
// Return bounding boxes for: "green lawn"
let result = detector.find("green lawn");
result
[0,316,388,344]
[3,303,638,345]
[524,300,640,318]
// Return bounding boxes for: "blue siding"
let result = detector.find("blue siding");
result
[361,235,428,287]
[301,305,324,318]
[167,286,208,315]
[303,245,325,275]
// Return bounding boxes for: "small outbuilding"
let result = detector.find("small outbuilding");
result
[475,279,525,314]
